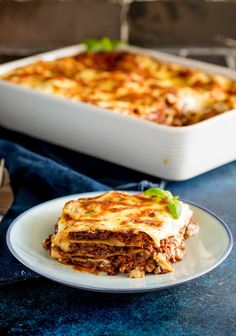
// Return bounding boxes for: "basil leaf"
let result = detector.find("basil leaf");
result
[165,191,173,200]
[144,188,172,200]
[82,38,124,52]
[144,188,182,219]
[168,199,182,219]
[101,37,113,51]
[82,39,101,52]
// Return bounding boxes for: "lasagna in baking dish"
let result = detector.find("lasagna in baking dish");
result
[44,189,199,278]
[2,50,236,126]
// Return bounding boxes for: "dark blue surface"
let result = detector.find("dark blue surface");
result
[0,127,235,336]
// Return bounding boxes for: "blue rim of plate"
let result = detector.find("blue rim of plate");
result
[6,192,234,293]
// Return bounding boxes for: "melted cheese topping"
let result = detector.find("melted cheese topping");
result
[2,51,236,126]
[53,191,192,250]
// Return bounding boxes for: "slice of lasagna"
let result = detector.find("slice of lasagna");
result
[44,189,198,278]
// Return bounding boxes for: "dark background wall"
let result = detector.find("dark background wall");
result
[128,0,236,48]
[0,0,236,58]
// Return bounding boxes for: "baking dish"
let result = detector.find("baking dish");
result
[0,44,235,181]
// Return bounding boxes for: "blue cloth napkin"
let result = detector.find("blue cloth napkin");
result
[0,128,163,284]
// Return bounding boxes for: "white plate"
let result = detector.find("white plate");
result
[7,192,233,293]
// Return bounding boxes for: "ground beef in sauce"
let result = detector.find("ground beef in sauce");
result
[44,217,199,277]
[69,243,144,257]
[69,230,154,245]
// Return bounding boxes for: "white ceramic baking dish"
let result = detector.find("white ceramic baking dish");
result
[0,45,235,181]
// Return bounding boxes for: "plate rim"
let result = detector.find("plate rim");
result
[6,191,234,293]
